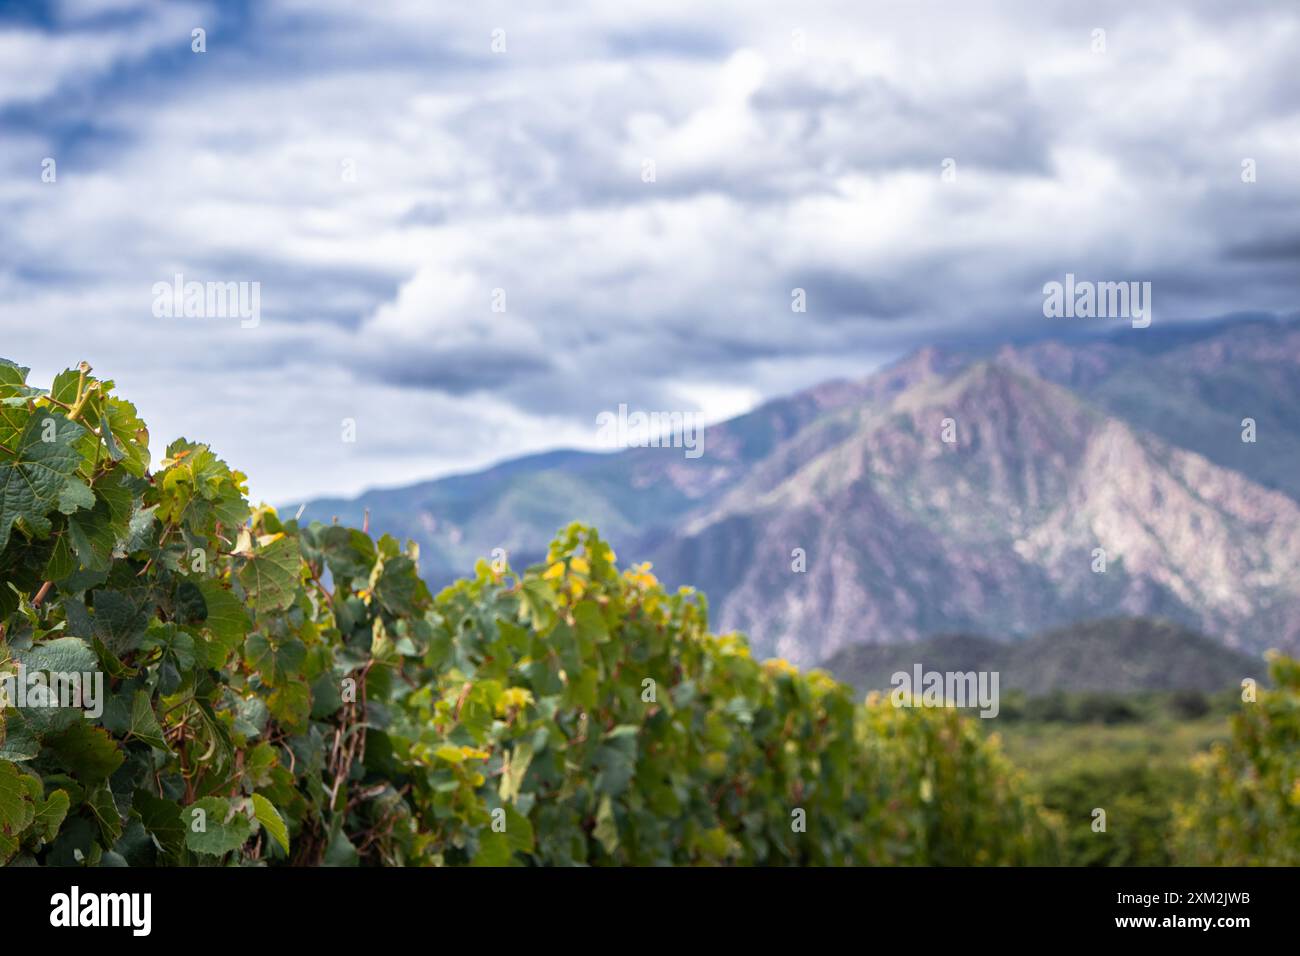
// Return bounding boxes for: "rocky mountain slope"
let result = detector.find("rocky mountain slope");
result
[299,317,1300,665]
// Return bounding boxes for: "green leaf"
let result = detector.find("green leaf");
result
[86,783,124,845]
[251,793,290,855]
[573,600,610,645]
[0,709,40,761]
[518,578,558,633]
[593,794,619,855]
[499,739,535,803]
[104,398,149,477]
[267,682,311,734]
[12,637,100,736]
[157,440,248,529]
[44,533,75,581]
[433,744,467,764]
[592,725,639,797]
[128,690,171,752]
[0,411,86,552]
[67,500,117,572]
[243,632,306,688]
[373,555,429,617]
[89,589,151,653]
[19,635,99,675]
[133,790,185,859]
[0,760,37,846]
[95,475,136,529]
[99,409,124,462]
[0,362,33,450]
[323,829,359,867]
[43,722,124,783]
[32,788,70,842]
[58,478,95,514]
[310,525,376,583]
[195,577,250,649]
[237,535,301,615]
[471,804,534,866]
[184,796,255,857]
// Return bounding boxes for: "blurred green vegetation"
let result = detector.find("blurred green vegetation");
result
[1173,655,1300,865]
[990,689,1240,865]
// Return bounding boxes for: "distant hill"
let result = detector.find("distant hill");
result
[819,618,1263,696]
[299,317,1300,665]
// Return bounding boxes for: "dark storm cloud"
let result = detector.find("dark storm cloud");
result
[792,270,920,322]
[370,347,555,395]
[1224,236,1300,264]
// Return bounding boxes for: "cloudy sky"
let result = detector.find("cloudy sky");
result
[2,0,1297,503]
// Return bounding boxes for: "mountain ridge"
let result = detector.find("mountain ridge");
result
[819,617,1262,696]
[298,317,1300,665]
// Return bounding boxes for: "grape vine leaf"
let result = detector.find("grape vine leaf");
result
[0,412,87,551]
[499,739,535,803]
[184,796,255,857]
[132,790,185,859]
[251,793,290,854]
[86,784,124,845]
[471,804,534,866]
[43,722,124,783]
[0,760,36,836]
[0,361,35,449]
[194,577,250,649]
[128,691,171,753]
[593,794,619,855]
[31,787,70,843]
[238,535,301,614]
[67,499,117,572]
[592,725,639,796]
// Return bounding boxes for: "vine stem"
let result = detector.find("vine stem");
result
[65,367,91,421]
[309,564,334,602]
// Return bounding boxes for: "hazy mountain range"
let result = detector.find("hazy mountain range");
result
[300,316,1300,666]
[821,618,1261,696]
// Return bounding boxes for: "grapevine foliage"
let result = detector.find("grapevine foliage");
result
[1174,654,1300,865]
[0,359,1063,866]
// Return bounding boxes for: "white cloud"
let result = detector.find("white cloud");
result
[0,2,208,107]
[1,0,1297,502]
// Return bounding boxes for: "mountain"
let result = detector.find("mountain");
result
[993,318,1300,501]
[655,354,1300,663]
[299,378,867,583]
[298,317,1300,665]
[819,617,1262,696]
